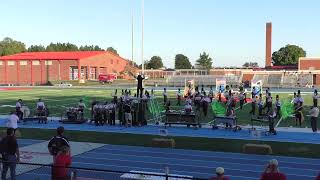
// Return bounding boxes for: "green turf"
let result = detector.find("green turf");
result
[3,127,319,159]
[0,88,317,128]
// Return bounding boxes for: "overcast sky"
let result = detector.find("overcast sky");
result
[0,0,319,68]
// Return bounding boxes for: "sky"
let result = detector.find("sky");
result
[0,0,319,68]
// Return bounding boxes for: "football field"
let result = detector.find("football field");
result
[0,87,317,128]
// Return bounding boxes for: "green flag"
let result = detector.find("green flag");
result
[211,101,226,116]
[281,99,294,119]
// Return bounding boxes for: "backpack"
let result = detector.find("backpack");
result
[48,136,69,156]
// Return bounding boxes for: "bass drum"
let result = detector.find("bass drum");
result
[21,106,30,118]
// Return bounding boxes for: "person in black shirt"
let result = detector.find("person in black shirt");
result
[136,74,145,98]
[1,128,20,180]
[91,98,97,120]
[48,126,70,161]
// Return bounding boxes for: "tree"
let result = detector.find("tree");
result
[146,56,163,69]
[0,37,26,56]
[106,47,118,55]
[272,44,306,66]
[28,45,46,52]
[243,62,259,68]
[79,45,104,51]
[196,52,213,69]
[46,42,78,52]
[175,54,192,69]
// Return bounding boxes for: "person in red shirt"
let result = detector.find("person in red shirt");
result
[260,159,286,180]
[52,146,72,180]
[209,167,230,180]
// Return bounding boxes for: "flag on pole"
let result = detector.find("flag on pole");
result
[211,101,226,116]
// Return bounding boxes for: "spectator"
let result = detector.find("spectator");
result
[260,159,286,180]
[48,126,70,161]
[6,111,19,134]
[1,128,20,180]
[209,167,230,180]
[52,146,72,180]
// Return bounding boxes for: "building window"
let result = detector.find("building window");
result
[111,59,113,64]
[0,61,3,65]
[20,61,28,66]
[45,60,52,65]
[8,61,15,66]
[32,60,40,65]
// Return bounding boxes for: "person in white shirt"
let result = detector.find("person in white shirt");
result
[36,98,46,110]
[310,105,319,132]
[275,95,281,118]
[78,99,86,112]
[15,99,23,120]
[313,89,319,107]
[7,111,19,134]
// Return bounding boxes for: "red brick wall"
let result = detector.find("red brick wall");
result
[265,22,272,67]
[242,74,254,82]
[299,59,320,70]
[315,74,320,85]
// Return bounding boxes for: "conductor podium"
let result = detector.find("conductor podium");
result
[165,110,201,128]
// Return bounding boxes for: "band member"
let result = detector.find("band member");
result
[258,94,264,116]
[292,92,297,106]
[78,99,86,113]
[250,92,256,115]
[177,88,182,106]
[309,104,319,132]
[209,86,214,102]
[109,100,116,126]
[194,91,202,110]
[37,98,46,123]
[118,97,124,125]
[184,102,192,114]
[239,90,245,110]
[218,86,222,102]
[15,99,23,120]
[163,88,168,105]
[201,85,205,95]
[313,89,318,107]
[124,100,132,127]
[186,96,192,106]
[91,98,98,120]
[268,106,277,135]
[275,95,281,118]
[265,93,272,114]
[295,101,303,127]
[201,92,211,117]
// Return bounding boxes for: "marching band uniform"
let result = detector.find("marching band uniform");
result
[15,99,23,120]
[163,88,168,105]
[37,99,46,123]
[201,94,211,117]
[258,94,264,116]
[250,93,256,115]
[275,95,281,118]
[313,90,318,107]
[177,89,182,106]
[239,92,245,110]
[184,103,192,114]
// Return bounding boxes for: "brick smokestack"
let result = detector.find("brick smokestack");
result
[265,22,272,67]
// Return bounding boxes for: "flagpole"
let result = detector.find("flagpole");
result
[141,0,144,74]
[132,12,134,66]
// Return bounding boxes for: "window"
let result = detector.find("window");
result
[45,60,52,65]
[0,61,3,65]
[8,61,15,66]
[20,61,28,65]
[32,60,40,65]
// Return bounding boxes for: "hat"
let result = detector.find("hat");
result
[216,167,224,175]
[269,159,278,166]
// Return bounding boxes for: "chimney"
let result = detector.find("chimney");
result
[265,22,272,67]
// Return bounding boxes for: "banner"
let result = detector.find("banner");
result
[216,78,226,92]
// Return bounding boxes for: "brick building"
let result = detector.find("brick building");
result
[0,51,130,85]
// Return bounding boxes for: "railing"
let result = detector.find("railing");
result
[1,160,207,180]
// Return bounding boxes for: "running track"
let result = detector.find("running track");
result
[16,139,320,180]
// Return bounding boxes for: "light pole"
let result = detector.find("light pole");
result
[141,0,144,75]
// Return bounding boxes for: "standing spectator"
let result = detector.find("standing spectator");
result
[6,111,19,134]
[48,126,70,161]
[52,146,72,180]
[309,105,319,133]
[1,128,20,180]
[209,167,230,180]
[260,159,286,180]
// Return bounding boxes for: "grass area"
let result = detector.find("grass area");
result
[4,127,320,159]
[0,88,317,128]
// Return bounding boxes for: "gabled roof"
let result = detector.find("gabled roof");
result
[0,51,107,60]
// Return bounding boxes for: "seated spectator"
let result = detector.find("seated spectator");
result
[209,167,230,180]
[260,159,286,180]
[52,146,72,180]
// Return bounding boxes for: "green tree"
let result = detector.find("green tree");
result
[196,52,213,69]
[106,47,118,55]
[146,56,163,69]
[175,54,192,69]
[243,62,259,68]
[272,44,306,66]
[79,45,104,51]
[28,45,46,52]
[46,42,78,52]
[0,37,26,56]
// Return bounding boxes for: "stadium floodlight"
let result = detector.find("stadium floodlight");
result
[141,0,144,75]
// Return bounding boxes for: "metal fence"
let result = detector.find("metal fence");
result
[1,160,207,180]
